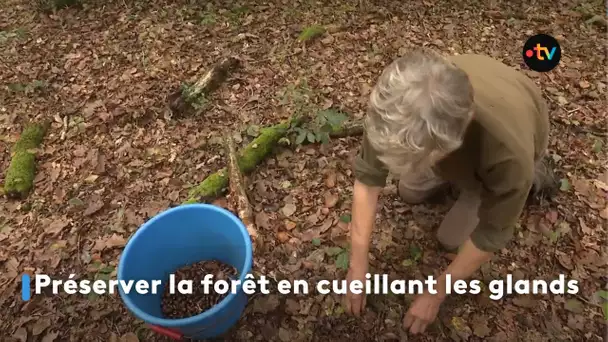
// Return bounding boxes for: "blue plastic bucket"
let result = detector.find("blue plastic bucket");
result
[117,204,253,340]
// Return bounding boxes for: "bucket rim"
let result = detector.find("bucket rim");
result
[117,203,253,328]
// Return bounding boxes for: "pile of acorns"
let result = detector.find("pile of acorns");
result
[161,260,238,319]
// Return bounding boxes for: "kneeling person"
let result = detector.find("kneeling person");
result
[343,48,553,334]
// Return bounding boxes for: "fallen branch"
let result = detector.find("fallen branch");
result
[3,122,49,198]
[225,134,259,244]
[184,120,363,204]
[167,56,240,117]
[184,118,299,203]
[328,122,363,138]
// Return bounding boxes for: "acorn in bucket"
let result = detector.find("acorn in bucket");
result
[117,204,253,340]
[161,260,238,319]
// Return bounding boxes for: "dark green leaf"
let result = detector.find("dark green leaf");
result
[320,123,334,133]
[325,110,348,127]
[98,266,115,274]
[339,214,351,223]
[316,132,323,142]
[603,302,608,321]
[8,83,26,92]
[96,273,111,282]
[307,132,316,143]
[409,244,422,261]
[312,238,321,246]
[319,132,330,144]
[592,140,603,153]
[564,298,583,313]
[402,259,414,267]
[336,251,349,270]
[559,178,571,191]
[295,130,307,145]
[326,246,343,256]
[597,290,608,300]
[68,197,85,207]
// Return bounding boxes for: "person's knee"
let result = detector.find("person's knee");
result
[398,182,434,204]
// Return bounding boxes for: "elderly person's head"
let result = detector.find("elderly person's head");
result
[365,48,475,175]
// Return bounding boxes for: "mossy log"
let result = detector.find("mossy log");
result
[3,122,49,198]
[327,122,363,138]
[184,119,296,203]
[225,134,259,245]
[184,120,362,204]
[168,56,240,117]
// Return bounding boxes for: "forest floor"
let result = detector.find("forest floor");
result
[1,0,607,341]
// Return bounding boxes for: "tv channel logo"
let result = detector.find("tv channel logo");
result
[522,34,561,72]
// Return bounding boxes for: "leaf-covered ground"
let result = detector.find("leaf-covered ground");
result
[1,0,606,341]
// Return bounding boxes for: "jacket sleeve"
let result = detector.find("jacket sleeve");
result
[471,158,532,253]
[353,132,389,188]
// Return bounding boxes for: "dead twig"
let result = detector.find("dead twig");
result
[552,116,607,137]
[225,134,259,246]
[167,56,240,117]
[329,122,364,138]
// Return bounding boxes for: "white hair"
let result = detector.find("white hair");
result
[365,48,474,174]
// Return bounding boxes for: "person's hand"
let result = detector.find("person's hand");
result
[343,261,368,316]
[403,291,445,334]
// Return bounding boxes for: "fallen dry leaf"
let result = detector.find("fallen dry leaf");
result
[281,203,297,217]
[512,295,536,308]
[120,332,139,342]
[450,316,472,339]
[41,331,59,342]
[13,327,27,342]
[323,191,339,208]
[255,211,271,229]
[284,220,297,230]
[600,206,608,219]
[83,195,105,216]
[252,294,280,314]
[555,250,574,270]
[109,333,119,342]
[47,218,70,235]
[93,234,127,251]
[325,171,337,188]
[578,217,592,234]
[277,231,289,243]
[32,317,52,335]
[84,174,99,183]
[472,319,492,338]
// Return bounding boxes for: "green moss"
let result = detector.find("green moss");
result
[185,168,229,203]
[185,119,296,203]
[3,123,48,198]
[298,25,326,41]
[238,121,290,172]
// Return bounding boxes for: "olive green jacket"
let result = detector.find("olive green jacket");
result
[354,54,549,253]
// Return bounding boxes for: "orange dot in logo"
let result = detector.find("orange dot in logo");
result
[525,49,534,58]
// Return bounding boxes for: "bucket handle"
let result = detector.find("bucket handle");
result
[149,325,183,340]
[151,275,244,340]
[149,305,239,340]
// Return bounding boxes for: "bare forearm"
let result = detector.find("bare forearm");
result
[349,180,381,264]
[435,239,492,298]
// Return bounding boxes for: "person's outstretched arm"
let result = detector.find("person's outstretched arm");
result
[344,133,389,315]
[349,180,382,267]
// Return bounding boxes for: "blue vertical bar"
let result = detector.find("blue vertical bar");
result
[21,274,30,301]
